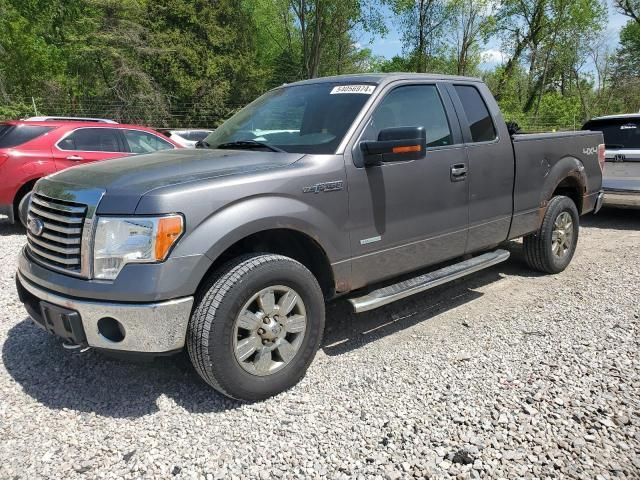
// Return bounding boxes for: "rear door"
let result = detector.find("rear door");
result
[53,127,128,170]
[344,82,469,288]
[447,83,515,253]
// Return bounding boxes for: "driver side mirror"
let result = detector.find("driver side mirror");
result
[360,126,427,166]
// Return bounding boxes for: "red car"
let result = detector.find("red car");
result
[0,119,181,225]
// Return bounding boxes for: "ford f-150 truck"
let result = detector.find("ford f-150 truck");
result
[15,74,604,401]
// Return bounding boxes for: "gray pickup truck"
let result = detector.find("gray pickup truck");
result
[16,74,604,401]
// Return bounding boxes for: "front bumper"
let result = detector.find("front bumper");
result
[603,190,640,208]
[16,272,194,353]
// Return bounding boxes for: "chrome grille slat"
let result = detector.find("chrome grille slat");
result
[38,221,82,235]
[29,205,85,224]
[26,194,87,275]
[27,233,81,255]
[39,231,82,245]
[28,244,81,266]
[31,195,86,214]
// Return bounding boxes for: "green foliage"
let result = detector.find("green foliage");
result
[0,0,636,127]
[611,20,640,112]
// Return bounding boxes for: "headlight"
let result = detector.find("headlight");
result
[93,215,184,280]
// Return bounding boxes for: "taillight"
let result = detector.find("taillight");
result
[597,143,606,172]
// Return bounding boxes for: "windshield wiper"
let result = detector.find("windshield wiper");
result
[216,140,284,153]
[605,143,625,149]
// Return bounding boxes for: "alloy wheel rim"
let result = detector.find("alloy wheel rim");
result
[551,211,574,258]
[233,285,307,376]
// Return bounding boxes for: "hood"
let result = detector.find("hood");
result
[48,148,304,194]
[38,148,304,214]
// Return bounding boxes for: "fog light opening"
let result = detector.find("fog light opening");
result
[97,317,126,343]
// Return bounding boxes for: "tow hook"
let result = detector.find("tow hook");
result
[62,341,91,353]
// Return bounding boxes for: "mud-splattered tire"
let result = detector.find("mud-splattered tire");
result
[187,254,325,401]
[523,195,580,274]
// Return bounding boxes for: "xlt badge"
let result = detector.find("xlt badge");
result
[303,181,344,194]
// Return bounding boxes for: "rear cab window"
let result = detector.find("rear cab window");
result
[0,124,55,148]
[454,85,497,143]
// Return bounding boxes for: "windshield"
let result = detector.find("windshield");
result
[583,118,640,149]
[203,82,376,154]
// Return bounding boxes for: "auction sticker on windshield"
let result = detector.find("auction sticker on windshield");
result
[330,85,376,95]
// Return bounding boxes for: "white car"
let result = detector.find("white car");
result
[159,129,213,148]
[583,114,640,208]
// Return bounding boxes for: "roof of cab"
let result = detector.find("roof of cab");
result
[284,72,483,88]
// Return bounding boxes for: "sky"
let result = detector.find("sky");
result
[360,1,631,70]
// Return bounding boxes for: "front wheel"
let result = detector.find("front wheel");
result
[523,195,580,274]
[187,254,325,401]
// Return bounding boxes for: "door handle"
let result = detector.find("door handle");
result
[450,163,468,182]
[66,155,84,161]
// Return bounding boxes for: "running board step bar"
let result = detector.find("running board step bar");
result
[348,249,510,313]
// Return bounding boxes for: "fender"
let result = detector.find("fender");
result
[538,156,587,212]
[172,194,348,270]
[509,155,588,239]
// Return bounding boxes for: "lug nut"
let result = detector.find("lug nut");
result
[263,318,270,324]
[258,328,265,335]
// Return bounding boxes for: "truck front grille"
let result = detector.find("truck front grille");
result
[26,193,87,275]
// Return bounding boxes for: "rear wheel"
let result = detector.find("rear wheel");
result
[523,195,579,274]
[187,254,325,401]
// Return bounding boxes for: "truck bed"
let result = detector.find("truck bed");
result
[509,130,603,238]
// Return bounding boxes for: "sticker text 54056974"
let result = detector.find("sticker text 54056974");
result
[330,85,376,95]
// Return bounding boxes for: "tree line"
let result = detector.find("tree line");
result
[1,0,639,131]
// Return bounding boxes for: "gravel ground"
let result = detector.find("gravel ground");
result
[0,209,638,480]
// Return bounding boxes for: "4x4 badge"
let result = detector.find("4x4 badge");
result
[303,181,344,194]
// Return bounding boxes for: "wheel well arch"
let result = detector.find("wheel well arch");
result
[200,229,336,299]
[541,156,587,215]
[551,175,584,214]
[13,178,39,209]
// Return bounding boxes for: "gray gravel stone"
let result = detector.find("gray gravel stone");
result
[0,210,639,479]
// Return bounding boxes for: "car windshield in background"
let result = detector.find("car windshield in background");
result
[203,83,376,154]
[583,118,640,149]
[0,124,54,148]
[185,131,211,142]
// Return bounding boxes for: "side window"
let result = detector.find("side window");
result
[368,85,453,148]
[454,85,497,143]
[123,130,174,154]
[58,128,122,152]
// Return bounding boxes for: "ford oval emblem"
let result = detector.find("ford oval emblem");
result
[28,218,45,237]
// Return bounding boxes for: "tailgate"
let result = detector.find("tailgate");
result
[603,151,640,192]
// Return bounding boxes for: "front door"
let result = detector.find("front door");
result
[344,83,469,289]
